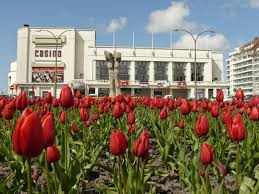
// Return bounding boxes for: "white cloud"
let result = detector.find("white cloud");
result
[106,17,127,33]
[146,1,196,33]
[172,33,230,52]
[248,0,259,8]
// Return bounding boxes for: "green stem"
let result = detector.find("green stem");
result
[53,165,58,194]
[65,109,68,171]
[236,142,240,191]
[27,158,32,194]
[205,166,209,194]
[45,150,51,194]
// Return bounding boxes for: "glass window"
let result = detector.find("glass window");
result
[135,61,149,81]
[154,62,168,80]
[191,63,204,81]
[196,89,205,99]
[119,61,130,80]
[173,62,186,81]
[96,60,108,80]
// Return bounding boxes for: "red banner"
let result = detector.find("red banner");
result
[177,81,187,88]
[119,80,129,87]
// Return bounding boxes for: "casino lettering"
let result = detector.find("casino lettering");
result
[35,49,62,57]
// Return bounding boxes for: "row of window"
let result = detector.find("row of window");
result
[95,61,205,82]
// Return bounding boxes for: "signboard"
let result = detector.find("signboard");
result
[139,81,149,87]
[177,81,187,88]
[156,81,169,88]
[9,85,14,90]
[32,67,64,83]
[35,49,62,58]
[119,80,129,87]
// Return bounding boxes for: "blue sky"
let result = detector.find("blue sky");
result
[0,0,259,94]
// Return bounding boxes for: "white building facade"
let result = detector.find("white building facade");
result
[8,25,228,98]
[227,37,259,96]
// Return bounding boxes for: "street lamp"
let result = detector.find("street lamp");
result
[173,29,215,99]
[37,29,72,98]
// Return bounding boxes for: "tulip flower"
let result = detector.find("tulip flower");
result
[216,89,224,102]
[60,111,66,124]
[51,98,59,107]
[235,88,244,100]
[71,123,77,133]
[180,101,190,116]
[75,90,82,99]
[217,161,226,177]
[41,112,56,148]
[249,107,259,121]
[112,102,123,118]
[99,103,105,114]
[80,108,89,121]
[200,143,214,165]
[128,125,136,135]
[59,85,74,108]
[91,113,99,121]
[127,111,135,125]
[195,115,209,137]
[227,114,246,142]
[85,120,91,127]
[109,130,128,156]
[15,91,27,111]
[47,144,60,163]
[0,99,6,110]
[12,109,45,158]
[44,92,52,104]
[3,102,14,120]
[211,104,219,117]
[159,107,168,120]
[178,120,185,129]
[133,130,149,158]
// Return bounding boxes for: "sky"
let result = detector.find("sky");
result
[0,0,259,94]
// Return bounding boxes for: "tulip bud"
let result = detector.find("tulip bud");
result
[15,92,27,111]
[200,143,214,165]
[41,112,56,148]
[178,120,185,129]
[128,125,136,135]
[127,111,135,125]
[235,88,244,100]
[85,120,91,127]
[133,130,149,158]
[60,111,66,124]
[216,89,224,102]
[160,107,168,120]
[71,123,77,133]
[249,107,259,121]
[228,114,246,142]
[109,130,128,156]
[195,115,209,137]
[47,144,60,163]
[59,85,74,108]
[211,105,219,117]
[217,161,226,177]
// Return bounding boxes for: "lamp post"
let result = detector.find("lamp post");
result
[38,29,72,98]
[173,29,215,99]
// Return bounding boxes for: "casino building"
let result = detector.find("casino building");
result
[8,25,228,98]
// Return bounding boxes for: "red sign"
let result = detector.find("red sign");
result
[9,85,14,90]
[177,81,187,88]
[15,84,19,90]
[119,80,129,87]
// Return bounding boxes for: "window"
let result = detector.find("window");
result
[80,73,84,79]
[191,63,204,81]
[96,60,108,80]
[196,89,205,99]
[173,62,186,81]
[119,61,130,80]
[89,88,95,95]
[154,62,168,80]
[135,61,149,81]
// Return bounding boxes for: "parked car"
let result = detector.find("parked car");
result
[164,95,173,99]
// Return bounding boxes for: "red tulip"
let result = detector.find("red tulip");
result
[202,99,209,111]
[128,125,136,135]
[211,104,219,117]
[127,111,135,125]
[41,112,56,148]
[221,110,232,128]
[15,91,27,111]
[51,98,59,107]
[44,92,52,104]
[60,111,66,124]
[200,143,214,165]
[180,101,190,115]
[80,108,89,121]
[249,107,259,121]
[47,144,60,163]
[71,123,77,133]
[195,115,209,137]
[112,102,123,118]
[133,130,149,158]
[91,113,99,121]
[12,109,45,158]
[109,130,128,156]
[216,89,224,102]
[59,85,74,108]
[99,103,105,114]
[3,102,14,120]
[75,90,82,99]
[0,99,6,110]
[235,88,244,100]
[217,161,226,177]
[85,120,91,127]
[178,120,185,129]
[228,114,246,142]
[160,107,168,120]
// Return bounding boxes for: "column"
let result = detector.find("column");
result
[190,88,195,99]
[186,62,191,81]
[213,88,217,97]
[168,62,173,82]
[95,88,99,96]
[205,88,209,99]
[131,88,135,96]
[130,61,135,81]
[149,61,154,82]
[150,88,154,97]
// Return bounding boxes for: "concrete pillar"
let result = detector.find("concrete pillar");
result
[149,61,154,82]
[131,88,135,96]
[168,62,173,82]
[190,88,195,98]
[186,62,191,81]
[213,88,217,97]
[95,88,99,96]
[150,88,154,97]
[205,88,209,99]
[130,61,135,81]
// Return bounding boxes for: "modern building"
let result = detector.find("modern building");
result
[8,25,228,98]
[227,37,259,96]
